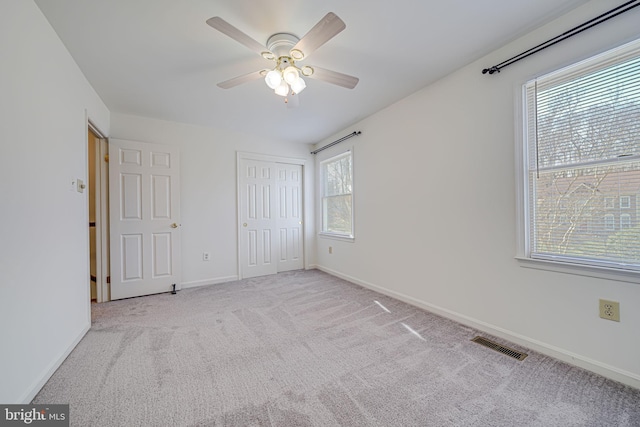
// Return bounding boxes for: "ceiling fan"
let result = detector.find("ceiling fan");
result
[206,12,359,99]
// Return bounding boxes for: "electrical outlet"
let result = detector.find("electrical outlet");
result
[599,299,620,322]
[202,252,210,261]
[328,246,333,254]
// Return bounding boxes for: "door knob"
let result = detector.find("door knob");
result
[170,223,178,228]
[243,223,248,227]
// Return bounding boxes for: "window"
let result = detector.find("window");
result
[620,196,631,209]
[320,151,353,238]
[604,197,615,209]
[621,214,631,229]
[522,38,640,272]
[604,214,615,231]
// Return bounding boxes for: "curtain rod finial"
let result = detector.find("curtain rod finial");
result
[483,66,500,75]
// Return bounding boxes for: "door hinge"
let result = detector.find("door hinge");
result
[104,154,109,163]
[106,276,111,284]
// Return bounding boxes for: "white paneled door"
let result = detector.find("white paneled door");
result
[276,163,304,272]
[239,156,303,279]
[109,139,181,300]
[239,159,277,278]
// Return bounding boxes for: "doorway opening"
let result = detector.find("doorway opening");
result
[88,123,110,302]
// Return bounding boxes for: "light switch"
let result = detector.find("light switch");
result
[76,178,85,193]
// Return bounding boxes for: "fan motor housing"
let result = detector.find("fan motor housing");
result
[266,33,299,58]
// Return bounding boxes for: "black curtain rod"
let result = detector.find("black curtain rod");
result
[482,0,640,75]
[311,131,361,155]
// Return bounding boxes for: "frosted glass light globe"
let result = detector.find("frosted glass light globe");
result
[282,66,300,85]
[291,77,306,94]
[274,81,289,96]
[265,70,282,89]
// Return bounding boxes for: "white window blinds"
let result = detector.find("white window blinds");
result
[524,39,640,271]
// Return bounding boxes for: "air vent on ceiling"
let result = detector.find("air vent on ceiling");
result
[471,336,528,361]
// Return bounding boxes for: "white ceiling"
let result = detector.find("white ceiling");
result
[35,0,590,144]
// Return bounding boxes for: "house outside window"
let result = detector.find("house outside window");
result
[320,151,354,239]
[521,38,640,273]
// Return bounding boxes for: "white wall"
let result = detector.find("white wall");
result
[314,0,640,388]
[109,113,315,288]
[3,0,637,405]
[0,1,110,403]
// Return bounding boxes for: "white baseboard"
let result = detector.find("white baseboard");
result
[315,265,640,390]
[20,322,91,404]
[181,275,239,289]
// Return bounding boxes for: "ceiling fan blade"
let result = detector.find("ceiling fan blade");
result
[305,66,359,89]
[290,12,346,60]
[206,17,273,58]
[217,70,266,89]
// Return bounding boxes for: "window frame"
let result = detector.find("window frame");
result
[515,37,640,285]
[604,197,616,209]
[318,149,355,241]
[604,214,615,231]
[620,214,631,229]
[620,196,631,209]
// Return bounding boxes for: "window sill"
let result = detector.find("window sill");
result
[319,232,355,242]
[515,256,640,285]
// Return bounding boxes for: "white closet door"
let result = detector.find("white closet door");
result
[238,155,305,279]
[276,164,304,272]
[239,159,278,278]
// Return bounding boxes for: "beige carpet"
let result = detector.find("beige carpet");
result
[33,269,640,426]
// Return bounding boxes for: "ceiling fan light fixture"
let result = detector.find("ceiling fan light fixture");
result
[208,14,359,94]
[290,49,304,60]
[265,69,282,89]
[290,77,306,94]
[283,66,300,85]
[274,80,290,96]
